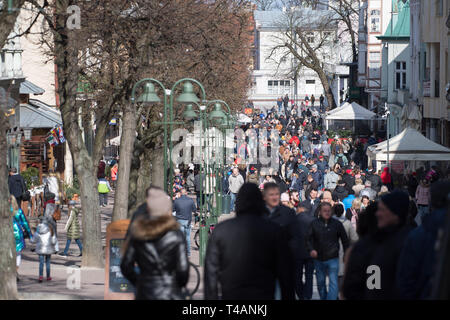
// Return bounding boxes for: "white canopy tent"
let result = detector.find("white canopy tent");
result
[367,128,450,170]
[325,102,377,130]
[237,113,252,124]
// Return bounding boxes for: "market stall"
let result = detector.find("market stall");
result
[325,102,377,132]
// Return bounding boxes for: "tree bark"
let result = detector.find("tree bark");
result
[0,0,26,49]
[112,103,136,222]
[0,111,18,300]
[64,142,73,187]
[317,69,336,110]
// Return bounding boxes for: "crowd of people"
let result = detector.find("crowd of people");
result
[119,98,450,300]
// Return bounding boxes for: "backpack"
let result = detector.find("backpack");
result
[337,155,344,167]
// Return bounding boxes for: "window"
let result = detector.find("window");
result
[306,32,314,44]
[369,51,381,61]
[268,80,291,95]
[306,80,316,84]
[395,61,407,90]
[436,0,443,16]
[370,9,381,32]
[323,31,333,41]
[369,62,381,78]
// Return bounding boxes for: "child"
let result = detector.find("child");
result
[98,175,111,207]
[31,216,57,282]
[59,200,83,257]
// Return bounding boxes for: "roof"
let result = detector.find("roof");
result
[378,0,410,40]
[20,99,62,128]
[367,128,450,161]
[20,80,45,95]
[254,8,337,30]
[326,102,376,120]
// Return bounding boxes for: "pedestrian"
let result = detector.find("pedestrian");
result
[31,215,58,282]
[295,204,315,300]
[415,178,430,222]
[319,94,325,112]
[186,169,195,193]
[359,180,377,201]
[300,188,320,217]
[10,195,32,281]
[194,170,205,210]
[397,181,450,299]
[98,174,111,207]
[381,167,393,190]
[173,188,196,257]
[121,188,189,300]
[8,167,27,209]
[228,167,244,212]
[204,183,295,300]
[306,202,349,300]
[342,190,412,300]
[324,164,340,191]
[345,198,362,231]
[342,190,356,212]
[333,203,358,290]
[311,94,315,107]
[59,200,83,257]
[246,166,259,184]
[352,178,365,197]
[110,163,118,188]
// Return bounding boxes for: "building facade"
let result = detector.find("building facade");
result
[249,7,350,112]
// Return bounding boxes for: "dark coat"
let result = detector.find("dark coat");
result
[342,173,355,192]
[120,215,189,300]
[342,224,411,300]
[204,214,295,300]
[306,217,349,261]
[396,208,447,299]
[367,173,382,193]
[333,185,349,201]
[296,213,315,260]
[8,174,26,198]
[300,199,320,218]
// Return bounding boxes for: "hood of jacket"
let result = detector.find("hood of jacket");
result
[38,223,51,235]
[130,215,179,241]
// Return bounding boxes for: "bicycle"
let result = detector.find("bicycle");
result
[194,217,215,249]
[184,261,201,299]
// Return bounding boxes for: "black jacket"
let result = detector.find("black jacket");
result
[343,224,411,300]
[8,174,26,198]
[121,215,189,300]
[367,173,382,193]
[204,214,295,300]
[333,185,349,201]
[295,213,315,260]
[300,199,320,218]
[306,217,349,261]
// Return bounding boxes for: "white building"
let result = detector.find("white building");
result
[249,7,350,112]
[378,0,411,136]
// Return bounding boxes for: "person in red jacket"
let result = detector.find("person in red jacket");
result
[381,167,393,191]
[289,135,300,147]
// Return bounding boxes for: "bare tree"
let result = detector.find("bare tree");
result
[254,0,276,10]
[268,4,341,108]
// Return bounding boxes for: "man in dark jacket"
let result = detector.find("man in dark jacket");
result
[332,180,349,201]
[300,188,320,217]
[173,188,196,257]
[396,181,450,299]
[307,202,349,300]
[366,169,382,193]
[295,205,315,299]
[204,183,295,300]
[8,167,26,208]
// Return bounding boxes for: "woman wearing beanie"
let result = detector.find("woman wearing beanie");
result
[342,190,413,300]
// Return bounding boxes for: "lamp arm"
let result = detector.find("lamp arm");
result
[130,78,167,103]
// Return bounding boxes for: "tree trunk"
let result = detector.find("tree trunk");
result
[112,104,136,222]
[64,142,73,187]
[75,155,104,268]
[0,0,25,49]
[317,70,336,110]
[0,112,18,300]
[137,149,152,203]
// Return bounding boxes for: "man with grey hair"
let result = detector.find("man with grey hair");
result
[359,180,377,200]
[228,167,244,212]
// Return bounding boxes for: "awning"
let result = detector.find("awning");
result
[326,102,376,120]
[20,80,45,95]
[20,100,62,128]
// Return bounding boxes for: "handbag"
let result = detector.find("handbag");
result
[53,207,62,221]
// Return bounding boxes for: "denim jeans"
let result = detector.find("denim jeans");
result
[230,192,237,212]
[418,205,429,221]
[196,192,205,210]
[99,193,108,206]
[63,239,83,255]
[39,254,51,278]
[296,258,315,300]
[314,258,339,300]
[177,219,191,257]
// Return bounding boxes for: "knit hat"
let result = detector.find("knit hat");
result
[146,188,173,218]
[380,190,410,222]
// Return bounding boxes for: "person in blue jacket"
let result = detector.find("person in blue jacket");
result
[10,195,32,281]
